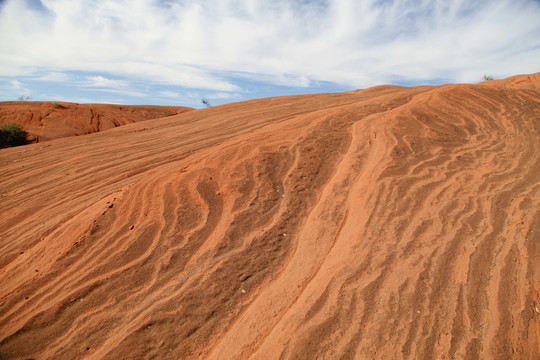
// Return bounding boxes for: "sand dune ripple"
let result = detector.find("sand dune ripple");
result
[0,74,539,359]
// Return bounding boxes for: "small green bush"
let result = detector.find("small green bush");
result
[0,124,28,148]
[17,94,31,101]
[52,102,65,109]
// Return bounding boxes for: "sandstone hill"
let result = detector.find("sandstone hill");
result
[0,74,539,359]
[0,102,194,142]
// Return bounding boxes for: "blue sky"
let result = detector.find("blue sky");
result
[1,0,539,108]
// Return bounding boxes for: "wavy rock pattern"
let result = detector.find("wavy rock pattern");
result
[0,74,539,359]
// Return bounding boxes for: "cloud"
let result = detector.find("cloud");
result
[8,79,30,95]
[206,92,241,100]
[186,92,202,99]
[84,75,130,88]
[159,90,180,98]
[10,80,23,89]
[0,0,539,93]
[83,88,148,97]
[33,72,69,82]
[77,75,147,96]
[0,78,32,100]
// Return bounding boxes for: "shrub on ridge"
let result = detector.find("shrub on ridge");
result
[0,124,28,148]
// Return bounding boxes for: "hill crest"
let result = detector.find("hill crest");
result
[0,73,539,359]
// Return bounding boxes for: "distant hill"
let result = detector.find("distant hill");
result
[0,101,194,142]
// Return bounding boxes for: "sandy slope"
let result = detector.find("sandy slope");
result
[0,74,539,359]
[0,102,194,142]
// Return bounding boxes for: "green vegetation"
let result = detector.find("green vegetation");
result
[0,124,28,148]
[201,98,212,108]
[17,94,31,101]
[482,74,494,81]
[52,102,66,109]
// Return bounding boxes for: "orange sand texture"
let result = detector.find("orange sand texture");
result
[0,74,539,359]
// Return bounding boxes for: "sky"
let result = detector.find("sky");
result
[0,0,539,108]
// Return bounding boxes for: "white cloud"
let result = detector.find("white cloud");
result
[84,75,129,88]
[0,0,539,92]
[206,92,241,100]
[0,79,32,100]
[186,92,201,99]
[78,75,148,97]
[10,80,23,89]
[33,72,69,82]
[84,88,148,97]
[159,90,180,98]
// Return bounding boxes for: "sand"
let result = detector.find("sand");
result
[0,102,194,142]
[0,73,539,359]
